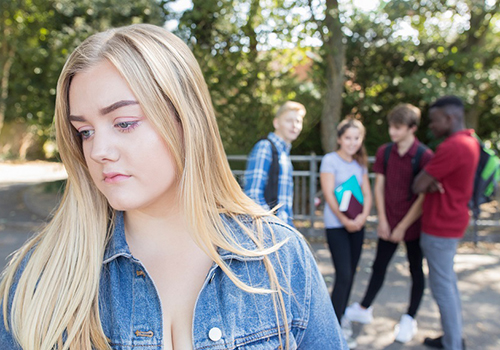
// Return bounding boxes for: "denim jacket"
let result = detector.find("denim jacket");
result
[1,212,346,349]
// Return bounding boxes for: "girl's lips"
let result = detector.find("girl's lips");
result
[103,173,131,184]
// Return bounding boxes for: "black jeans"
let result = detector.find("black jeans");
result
[361,238,424,318]
[326,227,365,322]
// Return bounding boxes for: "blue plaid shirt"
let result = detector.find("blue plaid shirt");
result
[244,132,294,226]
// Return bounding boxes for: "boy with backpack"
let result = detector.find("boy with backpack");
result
[413,96,479,350]
[244,101,306,226]
[345,104,433,343]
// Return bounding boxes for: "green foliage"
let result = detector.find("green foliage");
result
[2,0,499,160]
[1,0,164,157]
[175,0,318,155]
[340,0,500,154]
[172,0,500,155]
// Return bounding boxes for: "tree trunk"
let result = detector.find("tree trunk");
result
[0,47,15,137]
[320,0,345,153]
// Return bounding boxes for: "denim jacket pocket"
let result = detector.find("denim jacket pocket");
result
[233,330,298,350]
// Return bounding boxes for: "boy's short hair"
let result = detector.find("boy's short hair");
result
[275,101,306,119]
[387,103,421,127]
[430,95,464,109]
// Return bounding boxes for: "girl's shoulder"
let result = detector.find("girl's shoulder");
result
[320,152,340,171]
[323,151,339,161]
[219,214,310,262]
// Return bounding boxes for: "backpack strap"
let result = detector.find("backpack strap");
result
[383,142,394,174]
[408,143,429,200]
[411,143,429,178]
[261,138,279,208]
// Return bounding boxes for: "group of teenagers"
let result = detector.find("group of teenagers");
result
[0,23,477,350]
[244,97,478,350]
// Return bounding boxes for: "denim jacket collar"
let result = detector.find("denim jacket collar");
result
[102,211,265,265]
[103,211,133,264]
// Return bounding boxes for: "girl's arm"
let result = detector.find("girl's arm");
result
[353,173,372,228]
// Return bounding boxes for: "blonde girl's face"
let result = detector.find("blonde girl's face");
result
[338,126,363,156]
[68,60,179,215]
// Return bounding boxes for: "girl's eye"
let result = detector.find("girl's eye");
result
[115,121,140,132]
[78,129,94,140]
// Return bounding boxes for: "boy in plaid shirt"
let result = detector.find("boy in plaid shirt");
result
[244,101,306,226]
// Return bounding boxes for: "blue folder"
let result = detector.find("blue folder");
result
[334,175,364,205]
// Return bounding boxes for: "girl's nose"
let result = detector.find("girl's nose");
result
[88,132,119,163]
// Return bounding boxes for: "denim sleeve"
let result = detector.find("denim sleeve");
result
[0,302,21,349]
[296,239,348,349]
[244,140,273,209]
[0,273,25,349]
[0,251,32,349]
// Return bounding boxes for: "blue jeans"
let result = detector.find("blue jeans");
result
[420,232,463,350]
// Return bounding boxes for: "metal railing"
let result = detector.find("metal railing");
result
[228,154,375,231]
[228,154,499,242]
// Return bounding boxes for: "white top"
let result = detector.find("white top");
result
[320,152,367,228]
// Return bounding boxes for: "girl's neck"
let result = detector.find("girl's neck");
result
[124,204,192,249]
[337,149,354,162]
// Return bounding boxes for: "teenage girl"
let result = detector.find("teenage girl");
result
[320,118,372,347]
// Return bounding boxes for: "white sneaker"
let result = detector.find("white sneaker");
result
[340,317,357,348]
[394,314,417,343]
[344,302,373,324]
[341,316,353,338]
[345,336,357,349]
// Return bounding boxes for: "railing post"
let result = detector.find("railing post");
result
[309,152,317,236]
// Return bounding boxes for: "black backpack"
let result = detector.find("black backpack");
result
[469,135,500,218]
[383,142,429,200]
[262,138,280,208]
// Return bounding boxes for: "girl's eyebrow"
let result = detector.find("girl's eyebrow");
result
[69,100,139,122]
[100,100,138,115]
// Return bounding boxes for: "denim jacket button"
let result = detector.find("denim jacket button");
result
[208,327,222,341]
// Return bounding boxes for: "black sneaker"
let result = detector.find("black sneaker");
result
[423,336,444,349]
[424,336,444,349]
[423,335,466,349]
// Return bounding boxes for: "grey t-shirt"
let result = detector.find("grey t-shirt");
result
[320,152,367,228]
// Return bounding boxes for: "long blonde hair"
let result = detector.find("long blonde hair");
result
[0,24,290,349]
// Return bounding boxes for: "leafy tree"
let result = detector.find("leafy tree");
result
[342,0,500,153]
[3,0,500,160]
[174,0,318,155]
[0,0,164,158]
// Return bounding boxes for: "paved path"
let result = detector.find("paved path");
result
[0,162,499,349]
[314,241,500,349]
